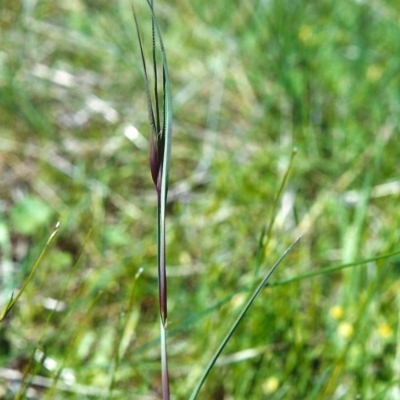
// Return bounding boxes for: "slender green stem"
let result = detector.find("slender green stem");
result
[158,193,168,325]
[160,317,170,399]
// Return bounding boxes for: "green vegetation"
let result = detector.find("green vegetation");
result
[1,0,400,399]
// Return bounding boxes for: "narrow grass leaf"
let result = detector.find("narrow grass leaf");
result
[189,236,302,400]
[256,147,297,276]
[14,229,92,399]
[0,221,59,322]
[268,248,400,287]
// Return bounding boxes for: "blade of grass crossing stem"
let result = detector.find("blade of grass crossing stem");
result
[131,246,400,361]
[189,236,302,400]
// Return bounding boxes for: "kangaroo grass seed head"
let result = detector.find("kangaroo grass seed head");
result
[150,133,166,195]
[133,2,172,397]
[150,134,163,191]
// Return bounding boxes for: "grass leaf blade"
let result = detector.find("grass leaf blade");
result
[189,236,302,400]
[0,222,59,322]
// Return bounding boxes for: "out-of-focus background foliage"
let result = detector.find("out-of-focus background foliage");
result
[1,0,400,398]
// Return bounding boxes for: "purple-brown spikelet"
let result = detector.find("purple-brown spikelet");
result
[150,133,165,195]
[150,135,159,186]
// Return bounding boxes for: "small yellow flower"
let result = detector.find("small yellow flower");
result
[230,293,246,309]
[262,377,279,394]
[299,25,313,43]
[366,65,383,82]
[338,321,354,339]
[179,251,191,265]
[378,323,392,339]
[330,305,344,320]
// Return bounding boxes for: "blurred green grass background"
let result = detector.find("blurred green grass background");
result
[1,0,400,398]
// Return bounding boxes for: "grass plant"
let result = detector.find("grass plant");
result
[1,0,400,399]
[133,1,172,397]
